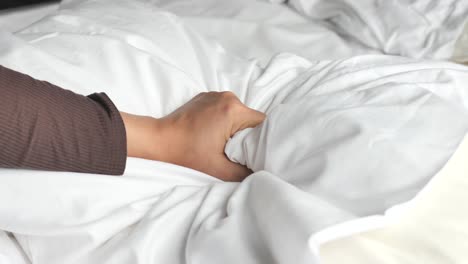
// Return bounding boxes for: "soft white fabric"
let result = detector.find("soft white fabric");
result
[226,55,468,216]
[149,0,375,67]
[0,0,468,264]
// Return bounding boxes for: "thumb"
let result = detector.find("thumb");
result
[231,106,266,136]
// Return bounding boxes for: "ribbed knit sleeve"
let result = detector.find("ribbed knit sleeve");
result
[0,65,127,175]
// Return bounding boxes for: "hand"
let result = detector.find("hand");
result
[121,91,266,181]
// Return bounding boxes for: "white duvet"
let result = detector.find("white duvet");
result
[1,0,468,263]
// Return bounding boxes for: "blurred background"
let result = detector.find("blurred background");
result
[0,0,59,32]
[0,0,60,10]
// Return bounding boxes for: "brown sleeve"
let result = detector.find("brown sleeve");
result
[0,65,127,175]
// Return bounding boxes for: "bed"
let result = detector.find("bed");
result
[0,0,468,263]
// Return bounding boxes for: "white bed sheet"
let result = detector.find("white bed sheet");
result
[0,0,467,264]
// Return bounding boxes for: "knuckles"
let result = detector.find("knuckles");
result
[197,91,244,116]
[221,101,240,116]
[219,91,235,98]
[196,91,246,117]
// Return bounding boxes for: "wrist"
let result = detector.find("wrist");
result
[121,112,166,161]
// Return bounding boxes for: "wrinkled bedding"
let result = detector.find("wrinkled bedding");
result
[0,0,468,263]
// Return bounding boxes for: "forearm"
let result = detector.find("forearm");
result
[0,65,127,175]
[120,112,181,164]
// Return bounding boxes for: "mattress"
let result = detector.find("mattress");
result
[0,0,468,264]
